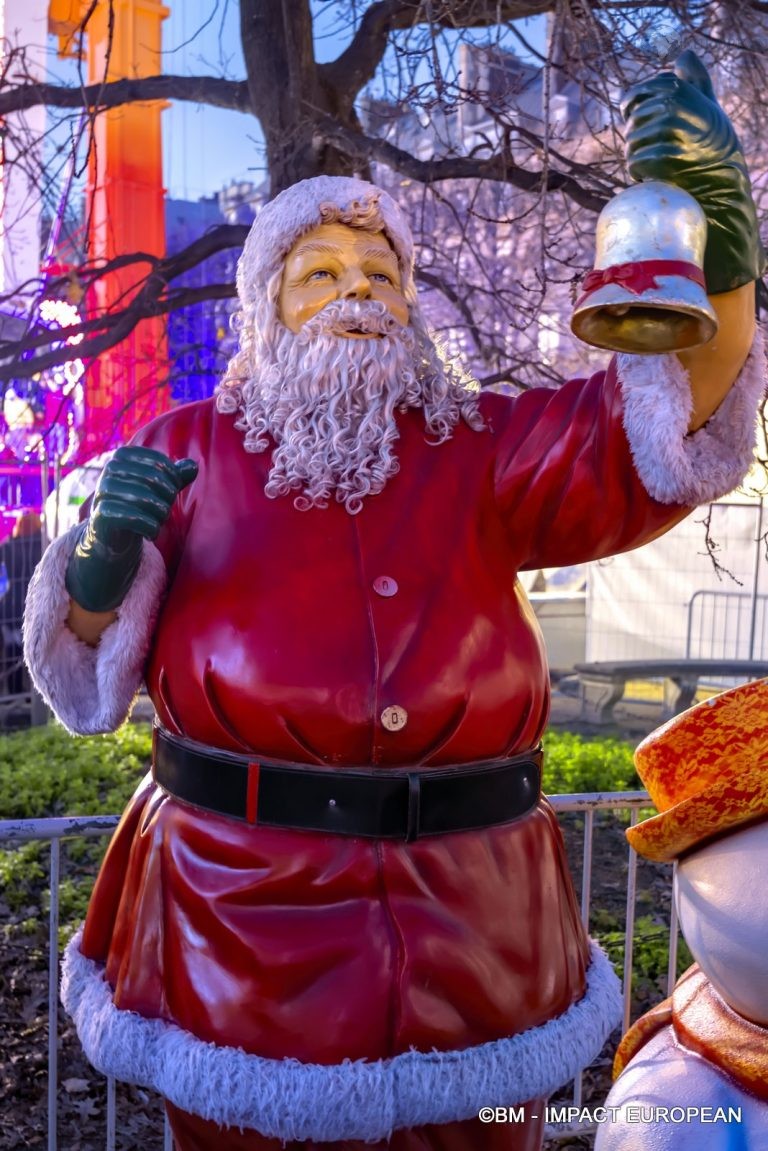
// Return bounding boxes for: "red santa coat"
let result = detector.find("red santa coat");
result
[76,361,682,1065]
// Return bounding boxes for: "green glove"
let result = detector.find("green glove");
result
[65,446,198,613]
[622,50,765,294]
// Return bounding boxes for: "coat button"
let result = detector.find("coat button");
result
[373,575,399,597]
[381,705,408,732]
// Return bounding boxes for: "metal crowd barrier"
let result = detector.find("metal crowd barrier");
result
[0,792,676,1150]
[686,587,768,663]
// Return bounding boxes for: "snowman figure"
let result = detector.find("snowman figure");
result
[596,678,768,1151]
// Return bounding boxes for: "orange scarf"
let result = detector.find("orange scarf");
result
[614,966,768,1102]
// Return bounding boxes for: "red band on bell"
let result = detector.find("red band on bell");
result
[575,259,707,310]
[246,762,261,824]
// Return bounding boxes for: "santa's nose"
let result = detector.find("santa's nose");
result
[338,267,372,299]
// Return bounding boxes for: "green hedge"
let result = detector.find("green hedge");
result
[0,724,153,937]
[542,731,640,794]
[0,723,153,821]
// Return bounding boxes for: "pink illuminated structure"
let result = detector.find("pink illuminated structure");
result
[49,0,172,457]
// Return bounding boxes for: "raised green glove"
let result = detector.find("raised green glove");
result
[622,50,765,294]
[65,446,198,613]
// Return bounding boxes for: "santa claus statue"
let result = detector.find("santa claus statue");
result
[23,53,766,1151]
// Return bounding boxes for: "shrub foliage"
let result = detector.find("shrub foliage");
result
[0,724,152,937]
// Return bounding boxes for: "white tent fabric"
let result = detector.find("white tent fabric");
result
[586,494,768,663]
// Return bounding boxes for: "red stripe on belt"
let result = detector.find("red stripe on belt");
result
[246,762,261,824]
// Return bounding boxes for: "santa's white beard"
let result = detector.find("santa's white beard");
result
[235,300,425,514]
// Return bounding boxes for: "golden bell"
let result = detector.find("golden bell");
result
[571,180,718,354]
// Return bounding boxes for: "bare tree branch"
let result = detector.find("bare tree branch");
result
[0,281,236,383]
[1,0,766,417]
[313,115,610,212]
[0,75,251,118]
[415,266,485,352]
[0,224,248,378]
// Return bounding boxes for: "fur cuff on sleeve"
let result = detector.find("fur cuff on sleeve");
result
[23,527,166,735]
[618,326,766,506]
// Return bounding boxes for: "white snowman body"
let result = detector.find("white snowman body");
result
[594,820,768,1150]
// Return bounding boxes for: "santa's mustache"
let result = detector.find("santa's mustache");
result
[294,299,408,343]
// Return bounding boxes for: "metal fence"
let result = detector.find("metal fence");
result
[0,526,41,728]
[687,589,768,662]
[0,792,677,1150]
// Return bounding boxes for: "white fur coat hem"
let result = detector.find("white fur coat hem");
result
[618,327,766,506]
[61,929,621,1141]
[22,528,167,734]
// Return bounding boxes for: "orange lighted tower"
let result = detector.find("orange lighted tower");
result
[49,0,171,457]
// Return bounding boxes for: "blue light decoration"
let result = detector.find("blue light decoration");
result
[165,187,257,405]
[0,299,85,466]
[166,196,232,405]
[0,300,86,538]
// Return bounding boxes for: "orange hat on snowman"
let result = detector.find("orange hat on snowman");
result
[627,678,768,862]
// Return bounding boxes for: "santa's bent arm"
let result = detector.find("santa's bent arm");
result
[61,447,196,645]
[24,442,195,733]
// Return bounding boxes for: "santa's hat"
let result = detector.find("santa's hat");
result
[627,679,768,862]
[236,176,416,309]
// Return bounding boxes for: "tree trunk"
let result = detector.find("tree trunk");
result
[239,0,369,196]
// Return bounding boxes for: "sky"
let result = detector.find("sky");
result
[161,1,547,202]
[161,0,251,201]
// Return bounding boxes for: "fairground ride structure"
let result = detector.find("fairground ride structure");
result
[49,0,171,458]
[0,0,171,536]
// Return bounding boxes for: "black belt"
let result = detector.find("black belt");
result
[152,726,542,842]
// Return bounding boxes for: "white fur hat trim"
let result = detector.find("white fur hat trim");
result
[236,176,416,307]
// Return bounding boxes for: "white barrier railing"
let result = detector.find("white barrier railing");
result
[0,792,676,1149]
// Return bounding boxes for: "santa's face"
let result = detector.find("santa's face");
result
[278,222,410,334]
[216,212,480,513]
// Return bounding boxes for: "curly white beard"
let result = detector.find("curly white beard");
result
[226,300,431,514]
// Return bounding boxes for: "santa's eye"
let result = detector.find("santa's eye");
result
[370,272,393,284]
[306,269,334,282]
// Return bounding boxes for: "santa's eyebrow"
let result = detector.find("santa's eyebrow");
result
[291,241,343,259]
[290,240,398,264]
[362,245,398,264]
